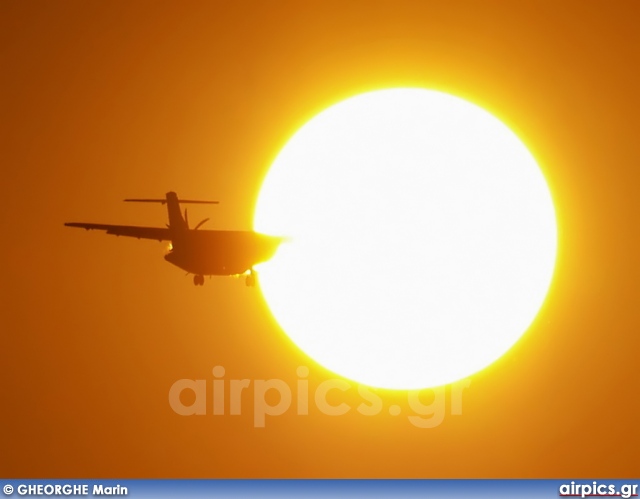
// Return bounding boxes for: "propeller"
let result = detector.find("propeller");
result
[194,218,209,230]
[182,209,208,230]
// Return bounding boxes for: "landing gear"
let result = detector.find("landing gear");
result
[245,269,256,287]
[193,274,205,286]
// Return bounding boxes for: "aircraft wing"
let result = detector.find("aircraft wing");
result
[65,223,171,241]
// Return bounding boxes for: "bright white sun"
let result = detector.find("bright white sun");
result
[254,88,556,390]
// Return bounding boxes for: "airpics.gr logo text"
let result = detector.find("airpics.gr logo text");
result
[169,366,471,428]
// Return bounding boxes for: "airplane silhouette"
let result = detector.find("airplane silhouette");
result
[65,192,283,286]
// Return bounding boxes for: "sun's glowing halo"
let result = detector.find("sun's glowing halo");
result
[255,88,557,389]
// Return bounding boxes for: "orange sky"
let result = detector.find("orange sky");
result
[1,1,638,478]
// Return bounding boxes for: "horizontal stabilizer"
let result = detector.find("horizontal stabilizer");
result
[124,198,219,205]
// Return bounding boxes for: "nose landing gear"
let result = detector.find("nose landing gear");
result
[193,274,205,286]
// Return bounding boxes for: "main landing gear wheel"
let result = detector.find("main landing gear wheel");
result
[193,275,205,286]
[245,270,256,287]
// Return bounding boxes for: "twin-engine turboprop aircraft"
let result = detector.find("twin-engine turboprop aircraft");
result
[65,192,283,286]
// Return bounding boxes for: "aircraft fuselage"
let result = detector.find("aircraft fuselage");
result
[164,229,281,276]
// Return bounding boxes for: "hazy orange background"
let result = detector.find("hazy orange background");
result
[1,1,638,477]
